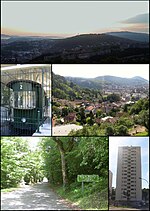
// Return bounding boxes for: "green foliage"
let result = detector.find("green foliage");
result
[105,126,115,136]
[117,117,134,128]
[52,72,103,101]
[40,137,108,184]
[135,109,149,131]
[23,150,44,184]
[129,98,149,115]
[115,125,128,135]
[1,187,19,193]
[1,83,11,106]
[96,109,102,118]
[52,105,61,117]
[135,131,148,136]
[107,93,120,102]
[61,107,69,117]
[52,180,108,210]
[1,137,45,189]
[1,137,29,189]
[77,107,86,124]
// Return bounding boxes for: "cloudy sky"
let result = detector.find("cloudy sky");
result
[109,137,149,189]
[1,1,149,36]
[52,64,149,81]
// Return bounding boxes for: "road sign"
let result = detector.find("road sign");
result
[77,174,99,182]
[77,175,99,195]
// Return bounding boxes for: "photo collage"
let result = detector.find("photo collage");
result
[1,1,149,210]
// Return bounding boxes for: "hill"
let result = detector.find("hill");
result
[2,32,149,64]
[30,33,149,64]
[106,31,149,43]
[66,75,148,89]
[52,72,82,100]
[50,33,146,52]
[1,34,12,39]
[53,72,148,101]
[52,72,103,101]
[95,75,148,86]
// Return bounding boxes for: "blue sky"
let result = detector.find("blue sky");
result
[1,1,149,36]
[109,137,149,189]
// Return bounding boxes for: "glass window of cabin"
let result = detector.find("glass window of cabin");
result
[13,91,36,109]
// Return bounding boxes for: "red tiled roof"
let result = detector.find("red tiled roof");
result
[85,106,94,111]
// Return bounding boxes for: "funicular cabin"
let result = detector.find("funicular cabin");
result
[1,64,51,136]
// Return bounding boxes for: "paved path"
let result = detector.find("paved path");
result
[1,182,77,210]
[52,124,83,136]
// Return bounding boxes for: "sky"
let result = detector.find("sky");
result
[21,137,41,151]
[52,64,149,81]
[109,137,149,189]
[1,1,149,36]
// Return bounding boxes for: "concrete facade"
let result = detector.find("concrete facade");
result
[116,146,142,204]
[109,170,113,195]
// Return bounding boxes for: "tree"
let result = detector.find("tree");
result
[86,111,94,126]
[96,109,102,118]
[53,137,69,189]
[78,107,86,125]
[1,137,29,188]
[107,93,120,102]
[138,109,149,132]
[117,117,134,128]
[40,136,109,191]
[123,104,129,112]
[142,188,149,202]
[1,137,45,189]
[105,126,115,136]
[61,107,69,117]
[116,125,128,135]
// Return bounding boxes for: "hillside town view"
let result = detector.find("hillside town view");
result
[52,65,149,136]
[1,32,149,64]
[1,1,149,64]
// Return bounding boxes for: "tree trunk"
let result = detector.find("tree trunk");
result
[53,138,69,189]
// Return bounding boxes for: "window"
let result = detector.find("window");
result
[13,91,36,109]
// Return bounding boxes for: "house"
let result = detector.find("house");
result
[64,112,76,123]
[85,106,95,115]
[101,116,117,124]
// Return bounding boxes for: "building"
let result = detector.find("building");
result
[85,105,95,114]
[64,112,76,123]
[109,170,113,197]
[116,146,142,206]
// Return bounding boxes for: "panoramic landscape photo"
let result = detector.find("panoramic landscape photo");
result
[1,1,149,64]
[52,64,149,136]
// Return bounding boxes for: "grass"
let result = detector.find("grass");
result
[50,182,108,210]
[135,131,148,136]
[1,187,19,193]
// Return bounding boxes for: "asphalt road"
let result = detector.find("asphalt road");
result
[1,182,77,210]
[109,206,149,210]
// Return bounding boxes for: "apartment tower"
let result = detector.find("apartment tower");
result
[116,146,142,205]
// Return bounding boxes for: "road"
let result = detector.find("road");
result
[109,206,149,210]
[1,182,78,210]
